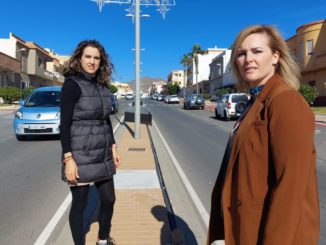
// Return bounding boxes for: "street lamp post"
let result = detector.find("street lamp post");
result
[91,0,176,139]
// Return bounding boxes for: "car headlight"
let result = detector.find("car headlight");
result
[55,112,60,119]
[15,110,23,119]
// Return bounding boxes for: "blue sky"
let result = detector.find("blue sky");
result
[0,0,325,82]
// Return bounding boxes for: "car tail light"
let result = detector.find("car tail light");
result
[227,102,231,109]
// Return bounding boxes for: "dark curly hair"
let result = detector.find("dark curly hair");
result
[63,40,114,84]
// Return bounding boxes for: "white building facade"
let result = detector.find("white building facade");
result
[209,49,235,95]
[187,47,226,88]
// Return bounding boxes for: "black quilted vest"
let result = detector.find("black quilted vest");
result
[62,73,115,183]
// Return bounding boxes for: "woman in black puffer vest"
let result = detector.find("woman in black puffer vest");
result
[60,40,121,245]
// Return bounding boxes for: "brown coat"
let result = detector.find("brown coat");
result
[207,75,319,245]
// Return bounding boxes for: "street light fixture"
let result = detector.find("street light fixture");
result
[91,0,176,139]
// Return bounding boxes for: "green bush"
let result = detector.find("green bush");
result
[22,86,34,99]
[202,93,211,100]
[216,87,234,97]
[0,86,21,103]
[299,84,317,105]
[167,84,180,95]
[109,84,118,94]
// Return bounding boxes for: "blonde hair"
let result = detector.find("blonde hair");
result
[231,25,301,91]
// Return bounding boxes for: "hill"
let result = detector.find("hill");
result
[127,76,165,93]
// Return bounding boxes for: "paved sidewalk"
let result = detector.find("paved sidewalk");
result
[85,123,173,245]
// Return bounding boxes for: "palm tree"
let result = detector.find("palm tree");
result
[190,44,205,94]
[180,54,192,96]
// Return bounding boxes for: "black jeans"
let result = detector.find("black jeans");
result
[69,178,115,245]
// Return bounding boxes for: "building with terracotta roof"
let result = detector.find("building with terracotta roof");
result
[287,19,326,105]
[0,33,65,89]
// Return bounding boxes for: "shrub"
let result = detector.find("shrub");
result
[109,84,118,94]
[216,87,234,97]
[167,84,180,95]
[0,86,21,103]
[299,84,318,105]
[22,86,34,99]
[202,93,211,100]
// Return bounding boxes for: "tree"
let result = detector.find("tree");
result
[109,84,118,94]
[190,44,205,94]
[167,83,180,95]
[180,54,192,96]
[299,84,317,105]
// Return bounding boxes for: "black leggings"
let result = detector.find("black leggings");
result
[69,178,115,245]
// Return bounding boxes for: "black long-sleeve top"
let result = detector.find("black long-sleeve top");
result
[60,78,115,154]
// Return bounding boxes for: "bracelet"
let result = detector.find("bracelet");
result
[63,156,73,164]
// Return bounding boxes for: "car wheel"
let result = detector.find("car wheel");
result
[215,110,219,119]
[16,135,26,141]
[223,110,229,121]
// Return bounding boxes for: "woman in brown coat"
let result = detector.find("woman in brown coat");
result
[207,25,319,245]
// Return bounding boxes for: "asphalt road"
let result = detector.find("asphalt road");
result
[0,109,124,245]
[1,99,326,244]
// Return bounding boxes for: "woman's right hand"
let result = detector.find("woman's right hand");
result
[65,159,79,184]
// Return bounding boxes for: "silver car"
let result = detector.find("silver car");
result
[13,86,61,141]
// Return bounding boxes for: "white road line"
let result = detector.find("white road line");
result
[152,120,210,228]
[34,115,123,245]
[34,193,72,245]
[0,136,14,141]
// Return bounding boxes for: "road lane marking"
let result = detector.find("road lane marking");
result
[34,115,124,245]
[152,120,210,228]
[0,136,14,141]
[34,193,72,245]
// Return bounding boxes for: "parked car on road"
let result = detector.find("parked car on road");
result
[13,86,61,141]
[125,93,134,100]
[111,94,118,113]
[151,94,158,100]
[215,93,250,120]
[167,95,180,104]
[183,94,205,109]
[157,94,164,101]
[164,95,170,103]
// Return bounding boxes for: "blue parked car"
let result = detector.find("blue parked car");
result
[111,94,118,114]
[13,86,61,141]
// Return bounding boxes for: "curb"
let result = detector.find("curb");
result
[147,125,186,245]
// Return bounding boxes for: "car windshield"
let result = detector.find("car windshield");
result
[24,91,61,107]
[232,95,249,103]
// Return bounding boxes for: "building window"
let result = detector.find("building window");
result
[306,40,314,55]
[308,80,316,87]
[38,58,43,67]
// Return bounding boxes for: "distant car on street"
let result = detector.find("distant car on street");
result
[215,93,250,120]
[125,93,134,100]
[167,95,180,104]
[111,94,118,114]
[13,86,61,141]
[164,95,170,103]
[157,94,164,101]
[183,94,205,109]
[151,94,158,100]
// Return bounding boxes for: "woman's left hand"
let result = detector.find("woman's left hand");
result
[112,144,121,168]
